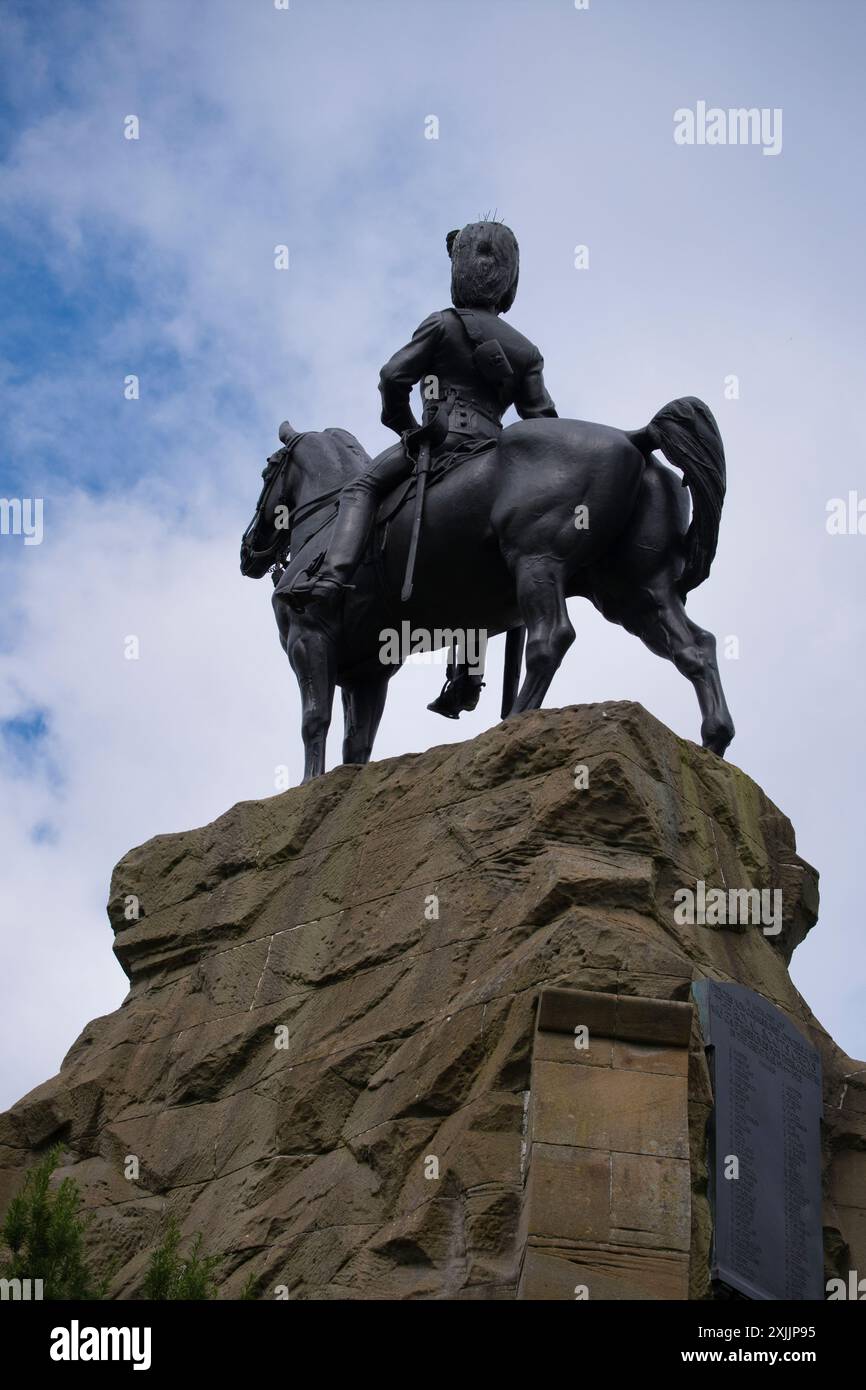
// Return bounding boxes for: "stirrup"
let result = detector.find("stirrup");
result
[427,678,485,720]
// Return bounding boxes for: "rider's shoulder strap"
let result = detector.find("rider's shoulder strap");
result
[451,306,487,348]
[452,307,511,358]
[450,308,515,391]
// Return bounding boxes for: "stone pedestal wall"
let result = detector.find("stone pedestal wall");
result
[0,703,863,1299]
[519,988,693,1299]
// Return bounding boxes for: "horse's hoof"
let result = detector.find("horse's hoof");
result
[701,721,735,757]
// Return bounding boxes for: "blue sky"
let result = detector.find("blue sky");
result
[1,0,865,1106]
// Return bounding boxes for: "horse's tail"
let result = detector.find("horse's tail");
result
[628,396,726,599]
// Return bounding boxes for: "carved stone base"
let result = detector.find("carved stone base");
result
[0,703,863,1299]
[519,988,693,1299]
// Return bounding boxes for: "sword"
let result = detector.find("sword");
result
[400,437,432,603]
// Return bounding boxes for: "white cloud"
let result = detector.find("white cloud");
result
[2,0,865,1106]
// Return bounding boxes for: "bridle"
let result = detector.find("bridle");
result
[241,431,344,573]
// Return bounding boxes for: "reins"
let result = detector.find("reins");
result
[242,432,344,566]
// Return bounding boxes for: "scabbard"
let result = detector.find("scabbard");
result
[400,440,432,603]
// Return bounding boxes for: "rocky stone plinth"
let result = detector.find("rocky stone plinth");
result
[1,702,864,1298]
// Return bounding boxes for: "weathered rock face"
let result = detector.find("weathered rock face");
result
[1,702,864,1298]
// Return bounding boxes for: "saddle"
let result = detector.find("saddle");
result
[374,368,500,531]
[374,433,497,531]
[270,393,500,595]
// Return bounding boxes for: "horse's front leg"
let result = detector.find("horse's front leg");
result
[285,617,337,783]
[341,666,391,766]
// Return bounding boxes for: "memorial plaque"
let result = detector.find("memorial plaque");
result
[692,981,823,1300]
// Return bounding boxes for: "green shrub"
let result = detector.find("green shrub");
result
[0,1145,107,1299]
[141,1217,219,1300]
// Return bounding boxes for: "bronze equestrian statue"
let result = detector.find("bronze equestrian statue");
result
[240,221,734,782]
[288,220,554,721]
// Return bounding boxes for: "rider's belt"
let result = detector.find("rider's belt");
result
[448,408,501,439]
[443,396,503,439]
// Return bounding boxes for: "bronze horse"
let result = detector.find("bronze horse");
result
[240,397,733,782]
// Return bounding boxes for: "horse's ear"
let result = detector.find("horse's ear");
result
[446,229,460,258]
[278,420,295,445]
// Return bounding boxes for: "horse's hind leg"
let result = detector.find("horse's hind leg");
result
[691,621,734,755]
[341,668,390,766]
[508,557,575,715]
[612,579,734,756]
[678,609,735,755]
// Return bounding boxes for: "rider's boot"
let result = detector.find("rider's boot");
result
[288,489,373,610]
[427,667,485,719]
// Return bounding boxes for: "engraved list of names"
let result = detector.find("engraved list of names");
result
[693,981,823,1301]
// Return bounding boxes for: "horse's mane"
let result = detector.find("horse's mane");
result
[321,427,371,477]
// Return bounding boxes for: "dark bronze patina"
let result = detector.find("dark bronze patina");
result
[241,222,733,782]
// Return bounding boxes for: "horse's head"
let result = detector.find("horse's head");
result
[239,425,297,578]
[240,420,370,579]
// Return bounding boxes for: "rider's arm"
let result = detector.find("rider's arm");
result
[379,312,443,435]
[515,348,558,420]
